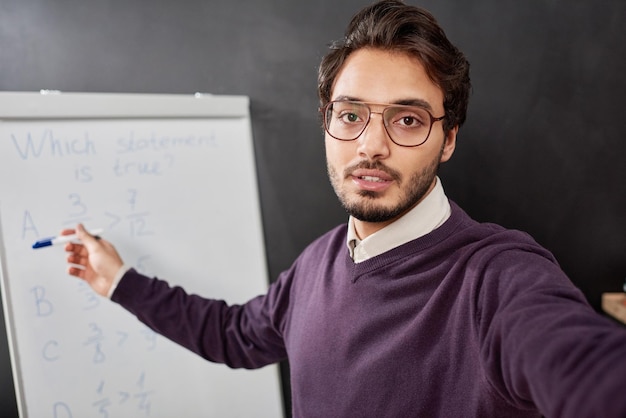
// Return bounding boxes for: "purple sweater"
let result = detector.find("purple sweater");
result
[112,202,626,417]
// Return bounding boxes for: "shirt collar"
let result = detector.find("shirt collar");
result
[347,176,451,263]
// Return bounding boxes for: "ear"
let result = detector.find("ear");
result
[440,125,458,163]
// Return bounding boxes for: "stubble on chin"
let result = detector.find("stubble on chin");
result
[327,158,440,223]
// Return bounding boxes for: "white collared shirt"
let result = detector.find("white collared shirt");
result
[347,176,451,263]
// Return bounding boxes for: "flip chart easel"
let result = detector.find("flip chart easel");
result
[0,91,283,418]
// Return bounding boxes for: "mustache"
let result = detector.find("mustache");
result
[344,160,402,182]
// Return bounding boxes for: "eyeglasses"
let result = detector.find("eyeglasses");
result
[321,100,445,147]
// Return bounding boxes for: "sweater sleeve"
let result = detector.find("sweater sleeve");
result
[475,247,626,418]
[110,268,289,369]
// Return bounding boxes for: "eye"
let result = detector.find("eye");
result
[339,112,361,123]
[400,116,421,126]
[389,107,428,128]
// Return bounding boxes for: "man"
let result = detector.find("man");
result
[63,1,626,417]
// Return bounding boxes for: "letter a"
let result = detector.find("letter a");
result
[21,210,39,240]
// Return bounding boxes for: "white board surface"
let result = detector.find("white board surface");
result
[0,92,283,418]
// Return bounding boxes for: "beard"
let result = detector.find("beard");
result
[328,152,442,223]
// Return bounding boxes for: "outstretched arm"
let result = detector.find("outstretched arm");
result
[62,223,288,368]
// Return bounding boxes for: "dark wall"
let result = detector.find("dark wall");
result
[1,1,624,416]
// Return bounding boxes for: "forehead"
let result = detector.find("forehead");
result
[331,48,445,112]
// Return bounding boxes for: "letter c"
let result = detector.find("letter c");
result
[43,340,60,361]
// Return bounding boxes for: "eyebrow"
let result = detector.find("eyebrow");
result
[332,95,435,113]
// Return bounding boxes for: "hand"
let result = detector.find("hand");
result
[63,224,125,297]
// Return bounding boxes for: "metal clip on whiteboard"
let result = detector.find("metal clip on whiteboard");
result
[194,92,213,98]
[39,89,62,95]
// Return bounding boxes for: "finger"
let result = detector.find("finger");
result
[67,253,88,267]
[75,224,102,251]
[59,228,76,237]
[64,241,87,255]
[67,265,86,279]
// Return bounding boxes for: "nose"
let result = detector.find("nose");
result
[357,111,391,160]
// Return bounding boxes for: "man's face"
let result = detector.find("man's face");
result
[325,48,457,238]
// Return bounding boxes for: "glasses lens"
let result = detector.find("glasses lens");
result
[383,106,432,146]
[325,101,369,141]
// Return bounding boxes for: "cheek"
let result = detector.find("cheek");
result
[324,134,333,155]
[395,152,440,181]
[325,136,352,165]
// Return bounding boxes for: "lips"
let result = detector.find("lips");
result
[351,168,393,182]
[350,168,395,192]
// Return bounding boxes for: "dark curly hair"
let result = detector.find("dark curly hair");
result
[318,0,471,133]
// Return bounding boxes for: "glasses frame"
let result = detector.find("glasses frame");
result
[321,100,446,147]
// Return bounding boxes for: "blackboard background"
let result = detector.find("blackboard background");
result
[1,1,625,416]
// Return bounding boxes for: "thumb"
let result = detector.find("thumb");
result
[75,224,101,250]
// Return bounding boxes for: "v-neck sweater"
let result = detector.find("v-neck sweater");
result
[112,201,626,418]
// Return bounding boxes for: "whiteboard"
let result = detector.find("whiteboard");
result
[0,92,283,418]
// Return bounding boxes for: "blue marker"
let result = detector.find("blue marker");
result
[32,228,104,249]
